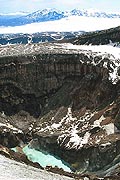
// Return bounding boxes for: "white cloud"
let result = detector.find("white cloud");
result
[0,16,120,34]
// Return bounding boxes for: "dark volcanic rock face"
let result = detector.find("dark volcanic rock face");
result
[0,49,111,116]
[0,43,120,179]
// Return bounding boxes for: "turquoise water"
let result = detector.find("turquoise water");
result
[22,146,71,172]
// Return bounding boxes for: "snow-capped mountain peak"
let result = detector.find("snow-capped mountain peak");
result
[70,8,120,18]
[30,8,61,16]
[22,8,65,24]
[19,8,120,21]
[39,8,62,15]
[0,8,120,27]
[27,8,120,19]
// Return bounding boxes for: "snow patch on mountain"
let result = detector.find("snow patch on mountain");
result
[64,43,120,83]
[65,127,91,149]
[103,123,115,135]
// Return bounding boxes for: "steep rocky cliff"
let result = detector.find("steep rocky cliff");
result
[0,42,120,179]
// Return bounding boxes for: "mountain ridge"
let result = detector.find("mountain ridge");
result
[1,8,120,27]
[68,25,120,45]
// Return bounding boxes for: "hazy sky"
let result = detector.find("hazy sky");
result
[0,0,120,14]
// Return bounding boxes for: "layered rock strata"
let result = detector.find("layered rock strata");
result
[0,43,120,179]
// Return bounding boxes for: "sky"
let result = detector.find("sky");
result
[0,0,120,14]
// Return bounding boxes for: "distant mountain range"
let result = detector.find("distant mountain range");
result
[1,8,120,27]
[0,31,84,45]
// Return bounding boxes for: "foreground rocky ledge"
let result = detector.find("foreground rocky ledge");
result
[0,146,119,180]
[0,153,74,180]
[0,42,120,179]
